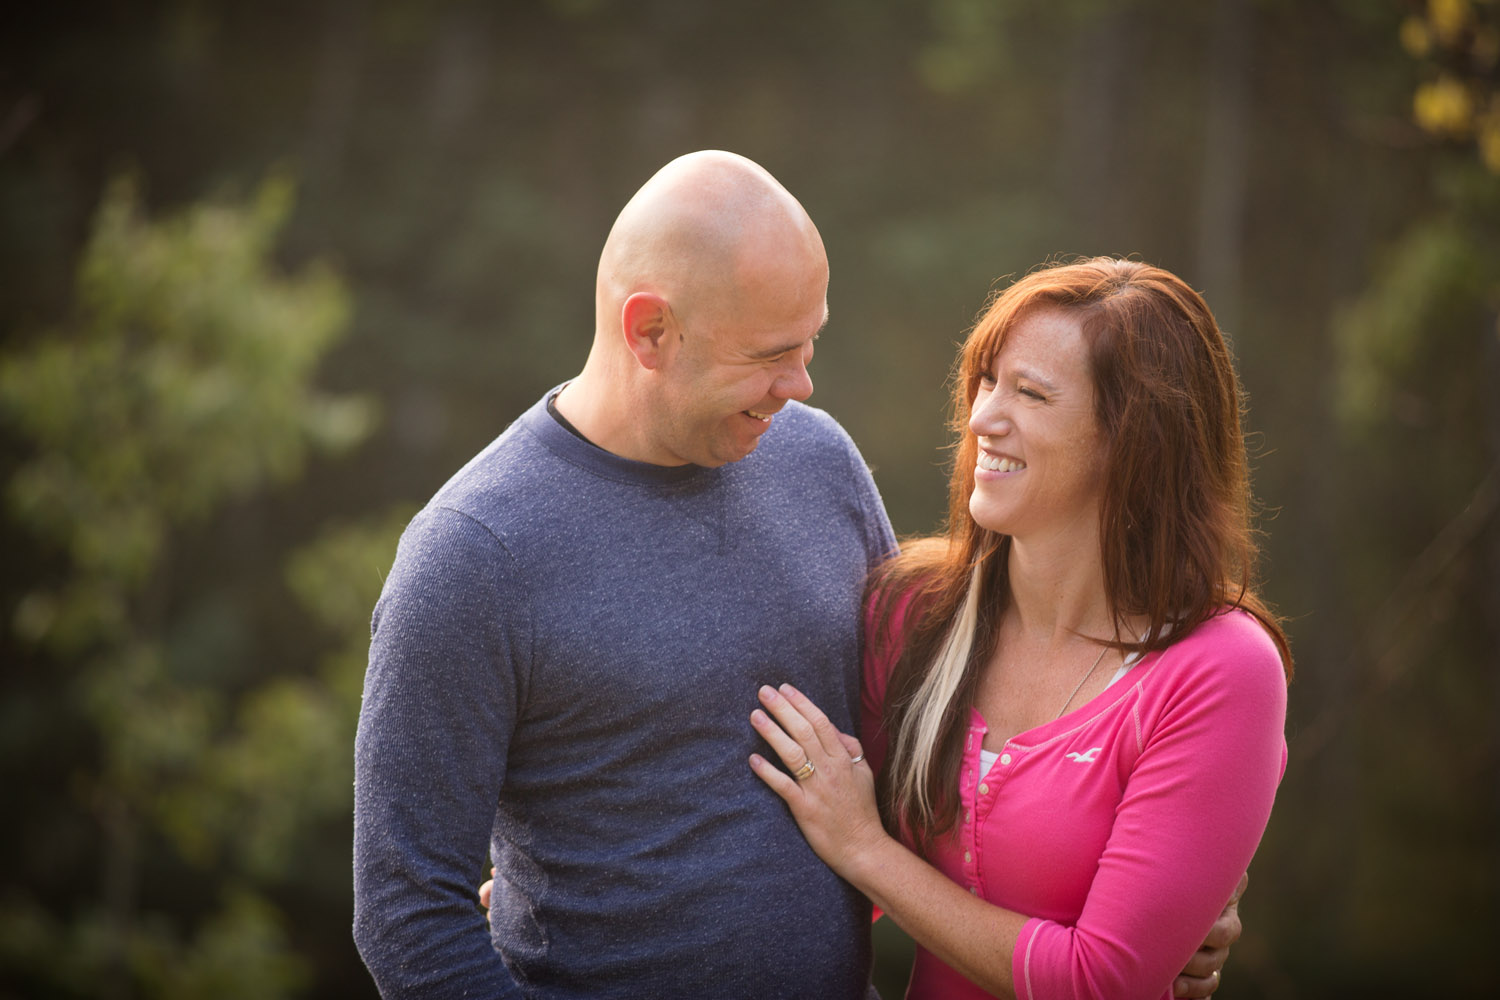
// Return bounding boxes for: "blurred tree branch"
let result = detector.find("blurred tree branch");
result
[0,172,382,998]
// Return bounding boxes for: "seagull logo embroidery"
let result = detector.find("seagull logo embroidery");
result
[1065,748,1102,763]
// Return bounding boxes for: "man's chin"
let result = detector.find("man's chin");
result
[705,438,762,468]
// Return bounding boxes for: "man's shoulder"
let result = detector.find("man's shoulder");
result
[777,399,851,435]
[433,426,537,509]
[428,403,572,522]
[379,409,557,573]
[379,420,561,601]
[758,403,891,545]
[763,401,862,461]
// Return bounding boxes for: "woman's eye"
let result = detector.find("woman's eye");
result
[1019,386,1046,401]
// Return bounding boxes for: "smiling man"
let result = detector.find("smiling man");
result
[353,152,896,999]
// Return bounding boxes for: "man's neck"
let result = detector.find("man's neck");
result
[546,387,595,445]
[556,368,677,466]
[554,374,623,453]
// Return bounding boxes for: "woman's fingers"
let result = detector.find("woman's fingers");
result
[1178,944,1228,980]
[754,685,822,763]
[1171,970,1222,999]
[750,683,867,803]
[764,683,848,760]
[748,685,888,881]
[751,696,816,775]
[748,751,800,801]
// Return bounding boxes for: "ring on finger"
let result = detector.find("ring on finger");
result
[849,753,865,764]
[793,759,816,781]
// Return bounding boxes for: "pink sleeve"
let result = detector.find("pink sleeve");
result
[860,588,916,777]
[1013,613,1289,1000]
[860,588,917,926]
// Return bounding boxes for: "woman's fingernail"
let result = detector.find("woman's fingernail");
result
[759,685,777,700]
[751,709,767,725]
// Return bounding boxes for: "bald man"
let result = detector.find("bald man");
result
[353,152,894,998]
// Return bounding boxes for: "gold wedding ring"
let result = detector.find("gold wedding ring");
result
[793,759,816,781]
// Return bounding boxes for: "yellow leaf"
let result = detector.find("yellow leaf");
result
[1414,77,1474,133]
[1428,0,1472,46]
[1478,116,1500,171]
[1401,16,1432,57]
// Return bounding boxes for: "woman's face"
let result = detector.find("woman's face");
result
[967,307,1109,543]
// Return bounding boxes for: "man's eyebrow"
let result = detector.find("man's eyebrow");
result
[746,312,828,361]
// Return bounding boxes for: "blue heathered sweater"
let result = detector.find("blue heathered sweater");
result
[353,389,896,998]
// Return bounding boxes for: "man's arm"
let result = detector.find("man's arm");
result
[353,507,527,999]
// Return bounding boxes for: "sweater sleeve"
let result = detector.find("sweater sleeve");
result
[816,406,897,579]
[849,447,898,576]
[1013,612,1289,1000]
[353,506,530,999]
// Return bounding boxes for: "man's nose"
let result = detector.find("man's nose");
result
[773,360,814,402]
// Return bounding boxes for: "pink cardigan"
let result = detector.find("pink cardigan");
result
[862,607,1287,1000]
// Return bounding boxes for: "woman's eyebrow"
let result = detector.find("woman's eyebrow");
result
[1006,364,1058,391]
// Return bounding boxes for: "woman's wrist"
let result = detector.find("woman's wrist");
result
[840,828,908,906]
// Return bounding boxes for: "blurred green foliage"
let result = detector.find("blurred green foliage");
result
[2,1,1497,997]
[0,171,397,997]
[3,173,370,647]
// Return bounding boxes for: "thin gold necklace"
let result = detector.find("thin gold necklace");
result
[1055,643,1111,720]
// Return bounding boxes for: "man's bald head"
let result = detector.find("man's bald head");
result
[559,152,828,467]
[596,151,825,340]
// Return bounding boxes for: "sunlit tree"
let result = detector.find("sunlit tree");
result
[0,174,386,998]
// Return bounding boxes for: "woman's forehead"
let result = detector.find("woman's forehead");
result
[984,308,1089,373]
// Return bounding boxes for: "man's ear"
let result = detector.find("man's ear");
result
[621,292,675,371]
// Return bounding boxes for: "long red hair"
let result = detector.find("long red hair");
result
[868,257,1292,843]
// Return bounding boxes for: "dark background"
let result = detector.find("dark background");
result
[2,1,1496,997]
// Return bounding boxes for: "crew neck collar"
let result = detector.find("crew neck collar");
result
[524,384,722,487]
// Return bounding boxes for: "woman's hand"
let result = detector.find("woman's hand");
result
[752,684,1029,999]
[748,683,890,880]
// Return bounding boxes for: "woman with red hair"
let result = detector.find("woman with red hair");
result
[750,258,1291,1000]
